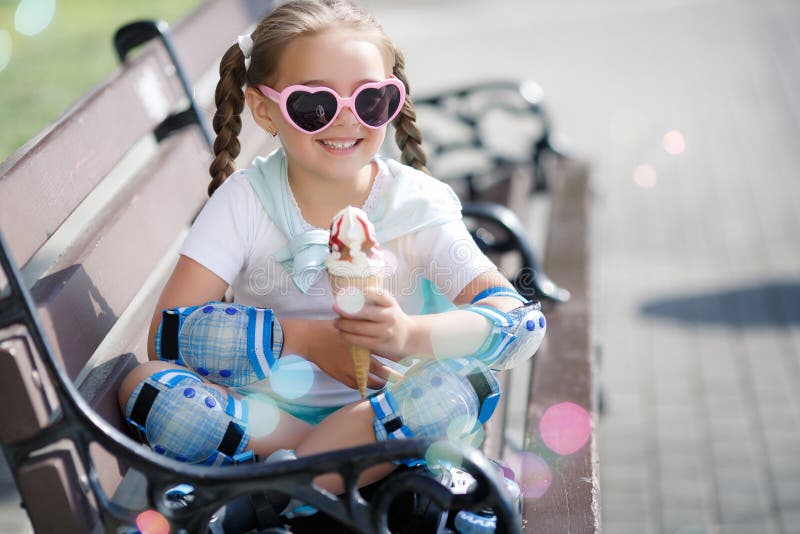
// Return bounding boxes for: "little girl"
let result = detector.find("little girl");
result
[118,0,543,495]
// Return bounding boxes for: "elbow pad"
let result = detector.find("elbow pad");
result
[464,300,546,371]
[154,301,283,388]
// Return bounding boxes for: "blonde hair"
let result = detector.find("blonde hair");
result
[208,0,429,196]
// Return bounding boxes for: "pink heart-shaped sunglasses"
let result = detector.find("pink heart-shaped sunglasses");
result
[258,77,406,134]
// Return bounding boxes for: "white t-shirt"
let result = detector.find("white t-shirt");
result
[180,156,497,406]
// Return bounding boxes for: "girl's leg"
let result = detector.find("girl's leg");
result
[295,399,395,494]
[119,360,314,458]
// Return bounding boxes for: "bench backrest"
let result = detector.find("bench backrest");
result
[0,1,276,531]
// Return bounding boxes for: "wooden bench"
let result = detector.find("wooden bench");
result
[0,0,597,531]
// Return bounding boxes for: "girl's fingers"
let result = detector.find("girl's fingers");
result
[369,358,401,381]
[367,373,387,390]
[340,331,380,350]
[361,287,394,307]
[335,317,386,337]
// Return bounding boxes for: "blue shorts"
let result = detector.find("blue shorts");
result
[268,397,341,426]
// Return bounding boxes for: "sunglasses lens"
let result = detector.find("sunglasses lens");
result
[286,90,338,132]
[355,85,402,126]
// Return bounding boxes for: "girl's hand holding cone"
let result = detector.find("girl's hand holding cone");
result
[332,286,419,363]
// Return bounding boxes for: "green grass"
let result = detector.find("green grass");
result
[0,0,200,163]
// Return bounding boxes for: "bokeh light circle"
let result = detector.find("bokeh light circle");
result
[505,452,553,499]
[446,414,483,446]
[335,287,366,314]
[0,31,11,73]
[136,510,170,534]
[424,440,464,471]
[633,163,657,189]
[539,402,592,456]
[663,130,686,155]
[520,80,544,105]
[430,312,492,360]
[268,354,315,400]
[15,0,56,36]
[244,394,281,439]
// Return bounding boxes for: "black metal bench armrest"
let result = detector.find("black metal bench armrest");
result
[462,201,570,303]
[113,20,213,148]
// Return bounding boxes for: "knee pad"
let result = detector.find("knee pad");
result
[464,300,546,371]
[125,368,253,465]
[154,301,283,388]
[370,358,500,445]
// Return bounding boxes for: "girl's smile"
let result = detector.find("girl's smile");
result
[317,137,364,154]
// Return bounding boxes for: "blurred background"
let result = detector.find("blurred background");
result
[2,0,800,533]
[0,0,199,162]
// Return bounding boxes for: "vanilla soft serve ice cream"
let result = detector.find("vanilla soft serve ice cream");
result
[325,206,384,278]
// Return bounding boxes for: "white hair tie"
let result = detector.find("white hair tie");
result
[237,34,254,70]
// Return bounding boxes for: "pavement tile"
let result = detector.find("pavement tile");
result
[600,417,645,436]
[765,451,800,476]
[601,522,658,534]
[719,524,779,534]
[660,481,707,504]
[662,521,710,534]
[704,393,747,413]
[717,494,770,524]
[599,440,647,467]
[764,437,800,460]
[711,441,756,465]
[714,476,764,500]
[602,489,651,523]
[779,508,800,534]
[772,476,800,507]
[707,416,750,437]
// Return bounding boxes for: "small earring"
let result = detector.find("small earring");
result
[268,127,277,137]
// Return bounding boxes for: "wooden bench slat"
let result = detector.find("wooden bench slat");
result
[30,131,209,380]
[85,364,138,499]
[523,159,599,532]
[17,443,97,533]
[172,0,274,86]
[0,48,185,269]
[0,325,59,444]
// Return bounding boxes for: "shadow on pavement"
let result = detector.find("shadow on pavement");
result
[640,280,800,327]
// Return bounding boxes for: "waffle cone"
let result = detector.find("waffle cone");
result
[330,273,383,398]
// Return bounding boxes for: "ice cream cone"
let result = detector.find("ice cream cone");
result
[325,206,386,399]
[329,273,383,397]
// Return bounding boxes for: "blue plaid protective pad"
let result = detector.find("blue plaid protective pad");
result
[125,368,252,465]
[154,302,283,388]
[370,358,500,444]
[464,301,546,371]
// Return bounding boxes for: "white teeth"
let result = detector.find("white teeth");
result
[321,140,357,149]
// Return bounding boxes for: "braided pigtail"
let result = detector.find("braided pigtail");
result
[208,43,248,196]
[392,48,430,176]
